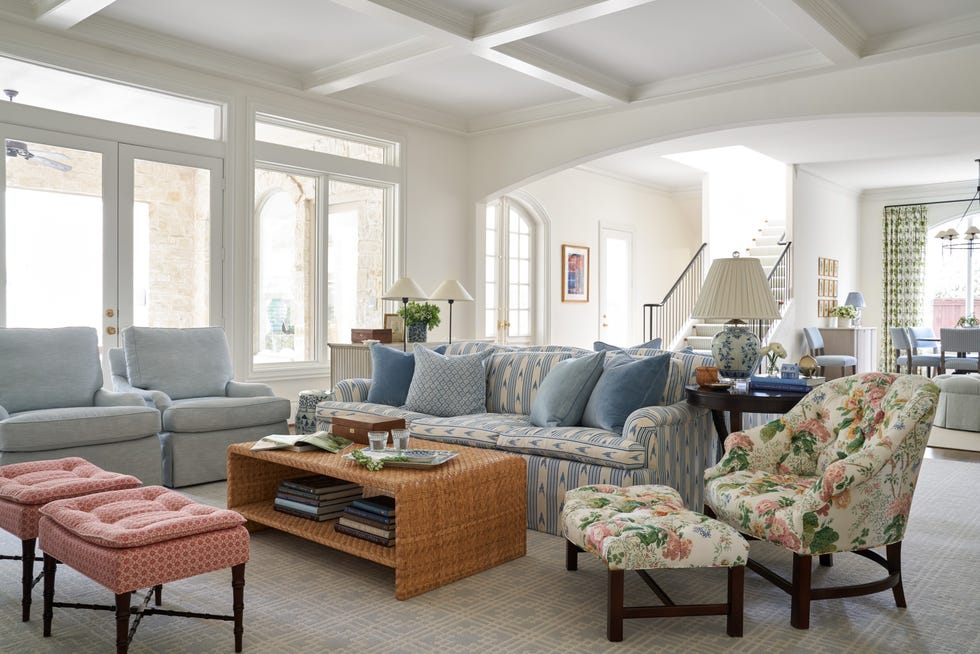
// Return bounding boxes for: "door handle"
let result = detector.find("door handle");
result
[106,326,117,335]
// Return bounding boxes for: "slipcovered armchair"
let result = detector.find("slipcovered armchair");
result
[109,326,290,488]
[704,373,939,629]
[0,327,162,483]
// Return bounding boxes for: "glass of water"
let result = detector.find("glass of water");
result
[367,431,389,451]
[391,428,410,451]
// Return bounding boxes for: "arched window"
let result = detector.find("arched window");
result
[484,196,546,344]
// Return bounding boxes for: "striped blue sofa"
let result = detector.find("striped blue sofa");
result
[315,343,718,536]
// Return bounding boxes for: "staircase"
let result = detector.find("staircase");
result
[684,220,789,355]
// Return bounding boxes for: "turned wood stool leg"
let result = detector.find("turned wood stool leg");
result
[21,537,36,621]
[727,566,744,637]
[565,540,579,571]
[154,584,162,606]
[791,554,812,629]
[232,563,245,653]
[42,553,57,637]
[115,592,131,654]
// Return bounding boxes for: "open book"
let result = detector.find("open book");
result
[251,431,354,453]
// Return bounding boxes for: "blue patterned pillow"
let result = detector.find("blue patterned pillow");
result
[582,352,671,433]
[405,346,492,416]
[366,343,446,406]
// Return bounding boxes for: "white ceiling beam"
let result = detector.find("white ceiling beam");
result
[32,0,117,29]
[303,39,464,94]
[474,0,660,48]
[479,43,629,104]
[327,0,473,41]
[755,0,863,63]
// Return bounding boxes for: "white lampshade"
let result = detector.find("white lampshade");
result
[381,277,428,301]
[845,291,865,308]
[429,279,473,302]
[690,257,780,321]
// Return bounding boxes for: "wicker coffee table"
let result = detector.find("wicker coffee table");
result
[226,440,526,599]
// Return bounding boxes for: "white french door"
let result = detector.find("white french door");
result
[2,125,222,354]
[598,225,634,345]
[485,199,535,345]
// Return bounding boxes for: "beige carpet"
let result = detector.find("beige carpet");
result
[0,457,978,653]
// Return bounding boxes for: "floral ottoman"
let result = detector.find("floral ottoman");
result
[561,484,748,640]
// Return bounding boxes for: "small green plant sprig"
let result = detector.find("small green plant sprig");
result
[349,449,409,470]
[397,301,441,329]
[830,304,858,319]
[956,315,979,327]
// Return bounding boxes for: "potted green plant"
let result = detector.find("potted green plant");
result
[956,315,980,327]
[398,302,441,342]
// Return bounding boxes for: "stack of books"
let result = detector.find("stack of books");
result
[334,496,396,547]
[273,475,363,522]
[748,375,823,393]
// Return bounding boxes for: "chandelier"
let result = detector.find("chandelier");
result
[935,158,980,251]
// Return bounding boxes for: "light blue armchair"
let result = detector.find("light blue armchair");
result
[0,327,162,484]
[109,326,290,487]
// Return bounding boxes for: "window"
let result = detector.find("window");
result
[253,115,400,373]
[925,211,980,332]
[485,197,537,344]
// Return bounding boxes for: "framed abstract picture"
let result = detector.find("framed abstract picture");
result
[561,244,589,302]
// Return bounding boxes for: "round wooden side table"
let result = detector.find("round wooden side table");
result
[685,384,808,451]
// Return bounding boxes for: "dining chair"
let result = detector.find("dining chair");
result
[802,327,857,378]
[939,327,980,374]
[888,327,912,373]
[893,326,941,376]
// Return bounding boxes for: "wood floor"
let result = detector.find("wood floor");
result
[925,445,979,463]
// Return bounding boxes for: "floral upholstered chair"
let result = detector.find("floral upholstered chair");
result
[703,373,940,629]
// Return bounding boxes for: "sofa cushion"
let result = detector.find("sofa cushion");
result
[409,413,533,448]
[530,351,605,427]
[0,406,161,452]
[582,352,671,433]
[366,343,446,406]
[0,327,102,414]
[122,326,232,400]
[405,347,493,417]
[495,425,645,468]
[163,396,291,433]
[486,351,573,414]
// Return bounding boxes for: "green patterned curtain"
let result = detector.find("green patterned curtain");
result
[880,205,928,371]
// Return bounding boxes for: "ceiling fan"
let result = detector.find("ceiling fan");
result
[3,88,73,172]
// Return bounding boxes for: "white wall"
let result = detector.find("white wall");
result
[518,168,700,347]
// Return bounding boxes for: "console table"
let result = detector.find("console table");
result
[818,327,877,380]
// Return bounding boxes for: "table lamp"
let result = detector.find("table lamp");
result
[690,254,781,379]
[429,279,473,344]
[382,277,428,351]
[845,291,865,326]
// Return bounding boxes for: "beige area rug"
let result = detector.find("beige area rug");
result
[0,457,978,654]
[928,425,980,453]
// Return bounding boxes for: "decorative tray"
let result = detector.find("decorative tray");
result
[701,382,733,391]
[342,448,459,468]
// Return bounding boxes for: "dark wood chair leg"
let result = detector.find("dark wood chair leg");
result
[42,553,57,637]
[790,553,812,629]
[154,584,162,606]
[232,563,245,653]
[819,553,833,567]
[727,566,744,637]
[565,539,579,571]
[115,592,131,654]
[887,542,906,607]
[607,569,624,642]
[21,537,36,621]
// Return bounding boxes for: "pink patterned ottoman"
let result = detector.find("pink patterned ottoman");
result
[0,457,141,621]
[38,485,249,654]
[561,484,749,641]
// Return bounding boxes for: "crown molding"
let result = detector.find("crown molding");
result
[466,96,603,134]
[331,86,468,134]
[860,179,976,204]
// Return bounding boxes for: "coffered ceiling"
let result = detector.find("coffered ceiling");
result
[3,0,980,190]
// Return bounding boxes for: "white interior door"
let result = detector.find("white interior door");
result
[598,225,633,345]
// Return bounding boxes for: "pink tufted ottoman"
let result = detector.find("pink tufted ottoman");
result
[38,485,249,654]
[0,457,141,621]
[562,484,749,640]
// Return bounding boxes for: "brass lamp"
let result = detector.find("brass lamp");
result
[690,254,781,379]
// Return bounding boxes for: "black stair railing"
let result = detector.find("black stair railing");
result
[643,243,708,345]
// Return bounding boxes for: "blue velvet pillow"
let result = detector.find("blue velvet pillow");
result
[529,351,605,427]
[366,343,445,406]
[581,352,671,433]
[593,338,662,353]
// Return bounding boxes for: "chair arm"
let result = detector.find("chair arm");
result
[226,380,274,397]
[111,377,172,412]
[93,388,147,408]
[334,378,371,402]
[704,418,794,482]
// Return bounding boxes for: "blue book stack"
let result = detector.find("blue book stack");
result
[749,375,812,393]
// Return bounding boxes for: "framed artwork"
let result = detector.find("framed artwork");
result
[383,313,404,341]
[561,244,589,302]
